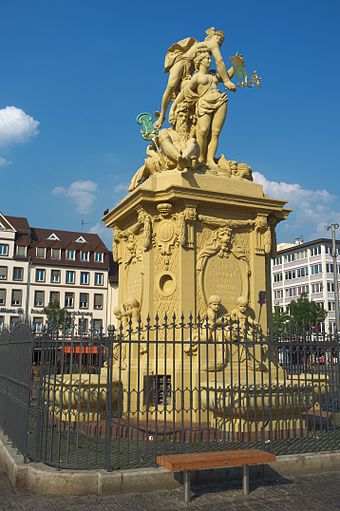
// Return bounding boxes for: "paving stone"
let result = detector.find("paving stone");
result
[0,468,340,510]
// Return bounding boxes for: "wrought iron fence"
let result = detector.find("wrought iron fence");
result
[0,323,33,459]
[0,318,340,470]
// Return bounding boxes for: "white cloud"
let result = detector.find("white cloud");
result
[0,106,39,148]
[89,222,112,247]
[113,183,129,193]
[254,171,340,240]
[52,180,97,214]
[0,157,11,167]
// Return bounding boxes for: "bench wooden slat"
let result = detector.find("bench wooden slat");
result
[157,449,276,471]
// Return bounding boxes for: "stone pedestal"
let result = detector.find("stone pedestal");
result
[103,169,289,331]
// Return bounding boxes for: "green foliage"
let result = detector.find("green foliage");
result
[272,294,327,335]
[43,301,69,327]
[272,306,290,336]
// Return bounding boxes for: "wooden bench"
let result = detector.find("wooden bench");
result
[157,449,276,503]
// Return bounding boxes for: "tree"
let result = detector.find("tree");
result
[272,294,327,336]
[287,294,327,334]
[272,306,290,336]
[43,301,69,327]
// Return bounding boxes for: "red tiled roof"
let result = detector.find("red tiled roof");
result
[1,213,117,273]
[5,215,30,233]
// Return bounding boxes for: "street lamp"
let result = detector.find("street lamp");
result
[325,223,340,333]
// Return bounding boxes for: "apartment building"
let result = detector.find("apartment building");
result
[0,213,118,332]
[271,238,340,333]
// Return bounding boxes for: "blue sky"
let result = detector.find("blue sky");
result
[0,0,339,245]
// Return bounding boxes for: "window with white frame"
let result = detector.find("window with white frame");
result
[296,266,308,278]
[65,270,75,284]
[325,245,339,256]
[94,272,104,286]
[0,244,9,256]
[34,290,44,307]
[0,316,4,331]
[328,301,335,311]
[36,247,46,258]
[285,288,296,297]
[51,248,61,260]
[311,264,322,274]
[80,271,89,285]
[0,267,7,280]
[33,318,43,333]
[297,285,309,295]
[66,249,76,260]
[80,251,90,262]
[51,270,61,283]
[13,267,24,281]
[11,289,22,306]
[94,294,103,309]
[16,246,27,257]
[95,252,104,263]
[284,253,295,262]
[274,290,283,299]
[296,249,308,260]
[35,269,45,282]
[79,293,89,309]
[65,292,74,308]
[49,291,60,305]
[0,289,6,306]
[312,283,323,293]
[93,319,102,332]
[285,270,296,280]
[273,256,282,265]
[310,246,322,256]
[327,282,335,292]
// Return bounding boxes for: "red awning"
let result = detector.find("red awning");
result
[63,346,98,354]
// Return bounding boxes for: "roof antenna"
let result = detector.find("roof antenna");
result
[80,215,90,232]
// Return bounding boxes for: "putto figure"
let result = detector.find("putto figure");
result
[154,27,236,130]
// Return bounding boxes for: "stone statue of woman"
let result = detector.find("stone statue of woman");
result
[170,46,231,168]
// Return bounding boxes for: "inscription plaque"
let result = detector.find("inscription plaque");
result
[125,259,143,304]
[203,253,245,312]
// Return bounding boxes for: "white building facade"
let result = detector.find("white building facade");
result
[0,213,118,333]
[271,238,340,333]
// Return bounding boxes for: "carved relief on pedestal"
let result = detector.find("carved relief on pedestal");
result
[153,244,180,320]
[196,216,253,313]
[152,203,185,269]
[254,214,277,257]
[112,206,153,264]
[125,260,144,308]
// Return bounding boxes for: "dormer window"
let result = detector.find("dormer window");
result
[51,248,61,260]
[66,249,76,260]
[80,251,90,262]
[95,252,104,263]
[47,233,60,241]
[16,246,27,257]
[36,247,46,259]
[75,236,87,243]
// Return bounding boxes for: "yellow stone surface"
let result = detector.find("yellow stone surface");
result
[103,169,289,330]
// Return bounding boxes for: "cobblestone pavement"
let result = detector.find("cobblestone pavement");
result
[0,469,340,511]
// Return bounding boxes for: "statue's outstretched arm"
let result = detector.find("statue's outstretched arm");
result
[211,45,236,92]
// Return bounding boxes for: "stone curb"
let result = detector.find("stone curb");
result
[0,431,339,496]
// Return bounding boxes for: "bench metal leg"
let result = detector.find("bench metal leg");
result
[242,464,249,495]
[183,470,191,503]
